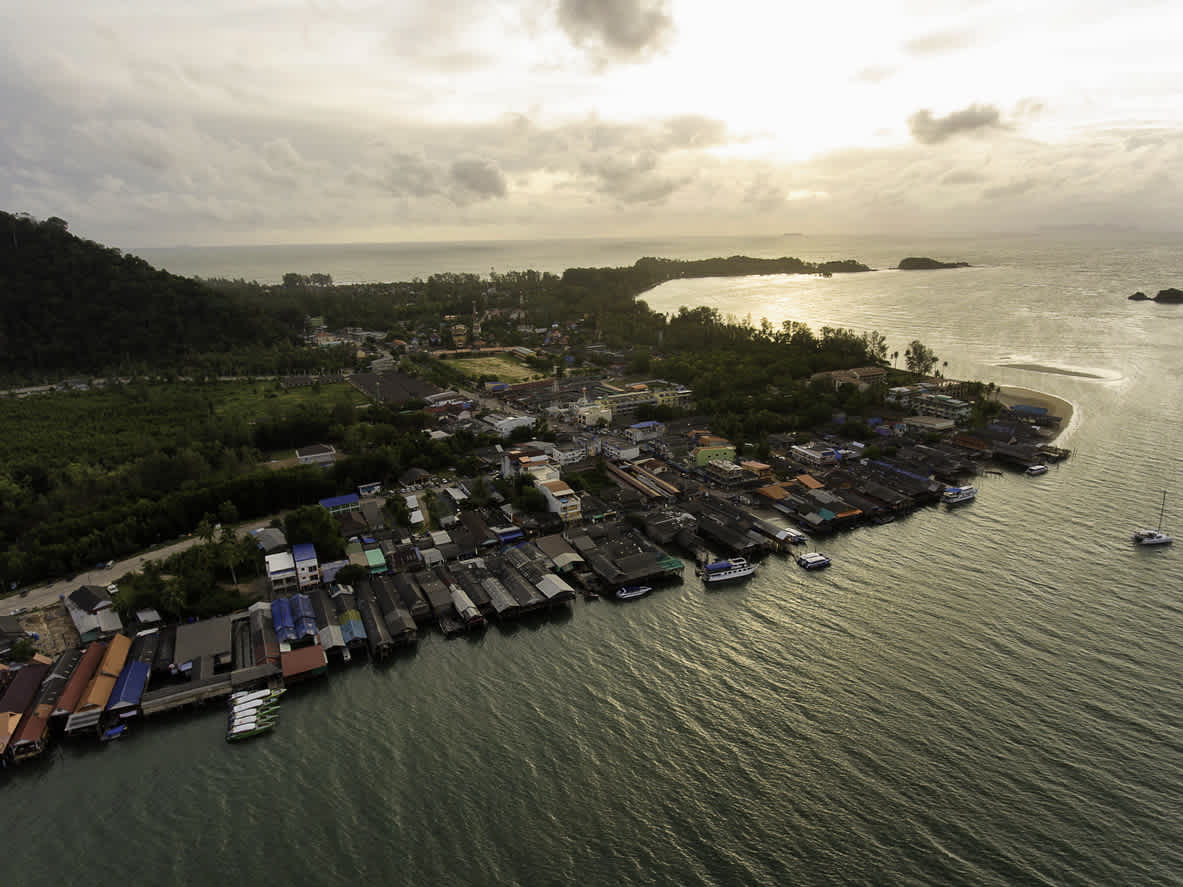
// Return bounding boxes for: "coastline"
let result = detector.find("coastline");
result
[996,385,1075,440]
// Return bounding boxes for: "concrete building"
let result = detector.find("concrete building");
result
[292,544,321,589]
[296,443,337,467]
[265,551,298,595]
[538,480,582,524]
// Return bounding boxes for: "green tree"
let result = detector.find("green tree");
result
[904,340,939,376]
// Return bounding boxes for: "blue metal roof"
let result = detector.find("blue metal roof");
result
[319,493,360,509]
[292,543,317,563]
[106,661,151,710]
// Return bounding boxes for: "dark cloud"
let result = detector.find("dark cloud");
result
[557,0,673,61]
[581,150,688,203]
[385,153,439,198]
[449,159,507,199]
[908,104,1005,144]
[903,28,974,56]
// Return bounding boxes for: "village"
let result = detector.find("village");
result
[1,346,1070,760]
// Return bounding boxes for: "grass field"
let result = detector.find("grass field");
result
[443,355,543,383]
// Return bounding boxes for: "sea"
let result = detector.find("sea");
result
[6,233,1183,886]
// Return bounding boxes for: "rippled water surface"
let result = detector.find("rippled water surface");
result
[7,234,1183,886]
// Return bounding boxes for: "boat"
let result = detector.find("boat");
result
[615,585,652,600]
[230,689,273,705]
[701,558,757,584]
[796,552,831,570]
[1133,491,1173,546]
[942,485,978,505]
[100,724,127,742]
[227,720,277,742]
[1025,464,1049,476]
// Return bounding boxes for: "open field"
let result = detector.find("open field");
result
[442,354,543,383]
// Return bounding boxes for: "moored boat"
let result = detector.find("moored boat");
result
[1025,464,1049,476]
[942,485,978,505]
[796,552,831,570]
[701,558,756,584]
[615,585,652,600]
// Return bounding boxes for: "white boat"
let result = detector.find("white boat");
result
[1133,491,1173,546]
[230,689,273,705]
[701,558,756,583]
[942,485,977,505]
[1025,464,1049,476]
[796,552,831,570]
[615,585,652,600]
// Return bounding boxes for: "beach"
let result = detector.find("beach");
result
[996,385,1075,439]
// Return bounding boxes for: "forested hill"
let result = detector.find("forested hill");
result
[0,212,302,378]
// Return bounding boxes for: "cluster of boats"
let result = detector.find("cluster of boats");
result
[226,688,284,742]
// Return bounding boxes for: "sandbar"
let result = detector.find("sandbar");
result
[995,362,1104,379]
[996,386,1075,440]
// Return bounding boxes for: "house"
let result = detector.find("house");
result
[538,480,582,524]
[292,544,321,589]
[253,527,288,554]
[265,551,298,595]
[64,586,123,642]
[296,443,337,467]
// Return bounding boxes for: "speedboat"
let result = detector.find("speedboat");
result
[615,585,652,600]
[1025,464,1049,476]
[796,552,831,570]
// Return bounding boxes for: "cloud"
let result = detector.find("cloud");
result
[903,28,974,56]
[556,0,673,61]
[449,159,508,200]
[908,104,1006,144]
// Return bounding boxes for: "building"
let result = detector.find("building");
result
[319,493,361,516]
[265,551,298,595]
[600,436,641,461]
[913,392,971,423]
[538,480,582,524]
[624,420,665,443]
[64,585,123,642]
[790,444,839,468]
[292,544,321,589]
[296,443,337,466]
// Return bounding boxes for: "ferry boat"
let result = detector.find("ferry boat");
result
[942,485,978,505]
[701,558,757,584]
[615,585,652,600]
[1025,464,1049,476]
[796,552,831,570]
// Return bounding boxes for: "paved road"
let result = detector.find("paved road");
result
[6,517,279,615]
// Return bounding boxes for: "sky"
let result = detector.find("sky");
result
[2,0,1182,247]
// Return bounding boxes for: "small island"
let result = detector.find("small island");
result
[1129,288,1183,303]
[897,257,971,271]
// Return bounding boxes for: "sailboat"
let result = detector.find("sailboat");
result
[1132,491,1173,546]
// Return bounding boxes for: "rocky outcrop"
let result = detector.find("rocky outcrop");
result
[897,257,970,270]
[1129,289,1183,302]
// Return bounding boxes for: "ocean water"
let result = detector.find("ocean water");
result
[6,234,1183,886]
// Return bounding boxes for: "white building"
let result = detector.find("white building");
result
[538,480,582,524]
[265,551,299,594]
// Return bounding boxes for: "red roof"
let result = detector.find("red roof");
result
[281,644,328,681]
